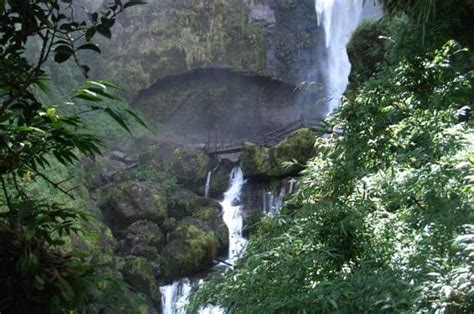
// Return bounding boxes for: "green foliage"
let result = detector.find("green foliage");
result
[0,0,146,312]
[347,19,389,89]
[379,0,474,49]
[190,41,474,313]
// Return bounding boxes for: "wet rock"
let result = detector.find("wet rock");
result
[103,181,168,231]
[241,128,316,179]
[161,218,223,279]
[122,257,161,307]
[119,220,165,261]
[208,159,235,199]
[170,148,209,195]
[241,181,266,237]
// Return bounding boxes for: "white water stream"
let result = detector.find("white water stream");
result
[160,167,246,313]
[204,170,212,198]
[220,167,247,263]
[315,0,364,114]
[263,185,286,216]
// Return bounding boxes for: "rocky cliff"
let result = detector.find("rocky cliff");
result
[98,0,326,140]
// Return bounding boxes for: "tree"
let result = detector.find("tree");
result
[0,1,146,312]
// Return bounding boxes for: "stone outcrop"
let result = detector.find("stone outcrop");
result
[104,181,168,231]
[241,128,316,179]
[161,218,224,279]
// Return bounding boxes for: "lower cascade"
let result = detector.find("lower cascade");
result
[220,167,247,263]
[160,167,246,313]
[263,185,286,215]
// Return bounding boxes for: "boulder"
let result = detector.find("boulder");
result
[119,220,165,261]
[161,218,222,279]
[208,159,234,199]
[241,181,266,237]
[168,189,228,250]
[82,155,130,190]
[241,128,316,179]
[104,181,168,231]
[168,189,219,219]
[240,143,271,178]
[269,128,316,177]
[122,257,161,307]
[170,148,209,195]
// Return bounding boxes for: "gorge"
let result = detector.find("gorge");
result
[2,0,472,313]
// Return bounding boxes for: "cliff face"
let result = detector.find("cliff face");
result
[100,0,325,139]
[105,0,322,95]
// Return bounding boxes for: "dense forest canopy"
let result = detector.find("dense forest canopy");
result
[0,0,472,313]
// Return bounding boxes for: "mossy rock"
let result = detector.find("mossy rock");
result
[268,128,316,177]
[241,128,316,179]
[170,148,209,195]
[240,142,271,178]
[71,219,115,256]
[114,292,157,314]
[167,189,228,251]
[122,257,161,307]
[82,156,130,190]
[168,188,220,219]
[118,220,165,261]
[347,19,388,90]
[104,181,168,231]
[161,218,221,279]
[208,159,234,199]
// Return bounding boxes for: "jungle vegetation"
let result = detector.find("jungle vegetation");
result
[191,1,474,312]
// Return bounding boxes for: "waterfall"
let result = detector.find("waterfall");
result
[204,170,212,198]
[160,279,192,314]
[220,167,247,263]
[288,178,297,194]
[315,0,364,114]
[263,185,287,215]
[160,167,246,313]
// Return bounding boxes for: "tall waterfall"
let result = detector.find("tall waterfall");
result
[315,0,364,114]
[160,167,246,313]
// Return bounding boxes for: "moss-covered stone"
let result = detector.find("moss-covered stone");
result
[170,148,209,194]
[114,292,156,314]
[241,128,316,179]
[118,220,165,261]
[208,159,234,199]
[347,19,388,90]
[161,218,221,279]
[240,142,271,178]
[269,128,316,177]
[122,257,161,307]
[104,181,168,230]
[71,219,115,256]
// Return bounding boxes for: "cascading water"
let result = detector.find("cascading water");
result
[204,170,212,198]
[262,185,287,215]
[220,167,247,263]
[160,279,192,314]
[160,167,246,313]
[315,0,364,114]
[288,178,297,194]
